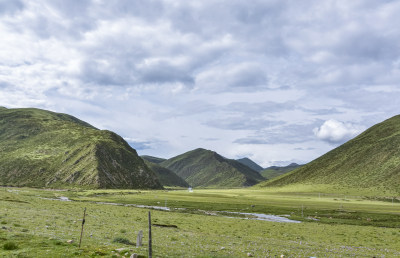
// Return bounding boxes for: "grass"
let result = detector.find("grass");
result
[261,115,400,194]
[112,237,134,245]
[1,187,399,257]
[3,241,18,250]
[144,160,189,188]
[160,148,265,188]
[0,107,162,189]
[260,163,302,180]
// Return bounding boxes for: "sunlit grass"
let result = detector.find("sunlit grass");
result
[1,187,399,257]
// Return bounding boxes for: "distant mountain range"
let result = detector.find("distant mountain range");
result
[261,163,302,180]
[4,106,398,193]
[141,155,166,164]
[0,107,162,189]
[236,157,302,180]
[260,115,400,194]
[160,148,265,188]
[236,158,264,172]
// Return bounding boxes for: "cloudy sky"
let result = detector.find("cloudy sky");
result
[1,0,400,167]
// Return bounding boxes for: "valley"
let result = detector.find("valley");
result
[1,187,399,257]
[1,107,400,257]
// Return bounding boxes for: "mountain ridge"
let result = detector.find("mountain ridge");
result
[160,148,265,188]
[143,159,189,188]
[261,163,303,180]
[0,107,163,189]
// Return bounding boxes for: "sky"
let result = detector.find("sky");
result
[1,0,400,167]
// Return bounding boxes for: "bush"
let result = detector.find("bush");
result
[112,237,134,245]
[3,241,18,250]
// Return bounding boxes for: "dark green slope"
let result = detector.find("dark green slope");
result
[160,148,265,188]
[236,158,264,172]
[261,163,303,180]
[260,115,400,193]
[141,155,166,164]
[143,160,189,188]
[0,107,163,189]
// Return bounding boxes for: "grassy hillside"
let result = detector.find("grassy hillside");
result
[260,115,400,194]
[143,160,189,187]
[0,107,163,189]
[236,157,264,172]
[141,155,166,164]
[160,148,265,188]
[261,163,303,180]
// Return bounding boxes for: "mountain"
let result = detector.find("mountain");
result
[0,107,163,189]
[236,158,264,172]
[260,115,400,193]
[141,155,167,164]
[160,148,265,188]
[143,160,189,188]
[261,163,302,180]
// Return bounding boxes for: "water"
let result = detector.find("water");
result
[226,212,301,223]
[40,196,300,223]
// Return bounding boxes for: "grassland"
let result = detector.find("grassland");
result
[1,187,399,257]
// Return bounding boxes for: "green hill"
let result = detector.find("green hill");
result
[260,163,302,180]
[0,107,163,189]
[160,148,265,188]
[141,155,166,164]
[143,160,189,188]
[236,158,264,172]
[260,115,400,194]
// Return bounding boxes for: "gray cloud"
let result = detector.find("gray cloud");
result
[294,147,316,151]
[234,122,320,145]
[138,60,195,85]
[0,0,24,16]
[206,118,284,131]
[1,0,400,165]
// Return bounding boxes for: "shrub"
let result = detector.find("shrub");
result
[112,237,134,245]
[3,241,18,250]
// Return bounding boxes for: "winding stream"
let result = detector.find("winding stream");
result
[47,196,301,223]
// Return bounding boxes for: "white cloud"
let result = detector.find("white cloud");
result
[0,0,400,165]
[313,119,365,143]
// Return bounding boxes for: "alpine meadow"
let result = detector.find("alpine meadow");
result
[1,1,400,257]
[1,107,400,257]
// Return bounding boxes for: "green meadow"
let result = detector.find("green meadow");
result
[1,187,399,257]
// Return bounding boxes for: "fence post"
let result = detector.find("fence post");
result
[79,207,86,248]
[148,211,152,258]
[137,230,143,247]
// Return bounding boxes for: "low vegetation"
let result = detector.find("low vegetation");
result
[143,160,189,188]
[261,115,400,194]
[0,107,162,189]
[261,163,302,180]
[160,148,265,188]
[236,158,264,172]
[1,187,399,257]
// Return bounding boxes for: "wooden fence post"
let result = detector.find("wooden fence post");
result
[148,211,152,258]
[79,207,86,248]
